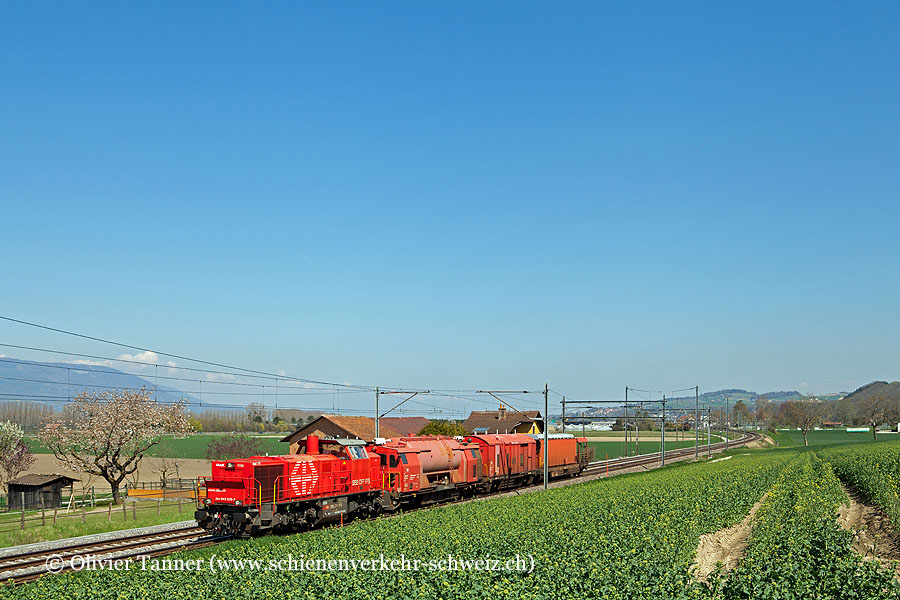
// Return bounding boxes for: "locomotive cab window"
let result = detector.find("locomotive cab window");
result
[400,454,408,465]
[389,455,399,468]
[379,454,387,467]
[346,446,368,460]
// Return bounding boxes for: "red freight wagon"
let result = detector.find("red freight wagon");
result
[463,433,537,490]
[529,434,590,476]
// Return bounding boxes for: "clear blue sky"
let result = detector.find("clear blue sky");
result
[1,3,898,410]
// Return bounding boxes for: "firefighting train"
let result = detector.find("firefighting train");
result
[195,433,589,537]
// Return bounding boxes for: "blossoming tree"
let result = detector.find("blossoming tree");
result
[40,387,189,503]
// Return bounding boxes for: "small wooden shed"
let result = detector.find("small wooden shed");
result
[7,474,78,511]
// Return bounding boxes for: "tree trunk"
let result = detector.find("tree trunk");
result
[873,425,878,441]
[110,480,121,504]
[802,430,808,446]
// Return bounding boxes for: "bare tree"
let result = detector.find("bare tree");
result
[245,402,267,423]
[856,396,898,441]
[153,441,180,485]
[781,397,826,446]
[732,400,751,427]
[755,395,771,429]
[0,441,36,493]
[40,387,188,503]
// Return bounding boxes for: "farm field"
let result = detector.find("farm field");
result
[586,436,719,460]
[579,429,742,440]
[22,434,290,459]
[0,452,797,599]
[771,428,895,447]
[715,452,898,598]
[819,440,900,525]
[4,440,900,598]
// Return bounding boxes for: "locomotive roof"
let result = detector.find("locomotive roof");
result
[326,438,368,446]
[526,433,576,440]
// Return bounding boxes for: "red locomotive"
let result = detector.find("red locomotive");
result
[196,433,589,537]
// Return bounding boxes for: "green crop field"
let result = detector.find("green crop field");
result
[586,435,718,460]
[770,428,895,447]
[22,434,290,459]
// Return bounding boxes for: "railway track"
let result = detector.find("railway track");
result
[0,525,223,585]
[2,430,758,586]
[584,430,760,476]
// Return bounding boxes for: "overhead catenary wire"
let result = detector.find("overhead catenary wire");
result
[0,316,374,391]
[0,315,553,420]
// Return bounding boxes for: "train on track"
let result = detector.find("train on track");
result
[195,433,589,537]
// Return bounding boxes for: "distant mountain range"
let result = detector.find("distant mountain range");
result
[0,357,202,408]
[841,381,900,404]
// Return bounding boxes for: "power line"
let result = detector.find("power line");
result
[0,357,352,396]
[0,316,372,390]
[0,315,553,418]
[0,373,368,397]
[0,393,461,416]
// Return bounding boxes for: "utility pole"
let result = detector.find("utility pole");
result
[661,396,666,466]
[707,407,711,458]
[561,397,566,434]
[543,383,549,490]
[635,401,641,456]
[375,386,380,438]
[624,387,629,457]
[725,396,729,451]
[695,385,699,459]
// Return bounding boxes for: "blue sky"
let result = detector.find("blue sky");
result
[1,3,898,412]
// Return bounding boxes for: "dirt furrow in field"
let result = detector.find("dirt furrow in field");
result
[837,484,900,576]
[691,493,767,582]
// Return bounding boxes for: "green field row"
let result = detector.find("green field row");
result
[586,435,719,460]
[23,434,290,459]
[770,429,894,447]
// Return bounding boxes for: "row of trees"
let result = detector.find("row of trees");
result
[752,395,899,445]
[0,402,56,432]
[0,400,318,436]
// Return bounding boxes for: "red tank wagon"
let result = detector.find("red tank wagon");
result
[370,436,482,508]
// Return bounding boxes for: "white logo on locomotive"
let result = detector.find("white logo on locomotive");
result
[290,461,319,496]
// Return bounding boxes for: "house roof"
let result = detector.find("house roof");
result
[8,474,78,487]
[462,410,542,434]
[381,417,430,436]
[280,415,431,443]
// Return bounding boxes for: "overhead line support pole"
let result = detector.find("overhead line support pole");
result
[561,396,566,434]
[725,396,729,451]
[624,387,629,457]
[543,383,549,490]
[661,396,666,466]
[695,385,699,459]
[375,386,379,438]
